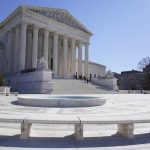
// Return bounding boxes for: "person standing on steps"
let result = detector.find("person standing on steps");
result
[90,74,92,81]
[87,78,89,84]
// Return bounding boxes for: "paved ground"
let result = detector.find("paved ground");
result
[0,94,150,149]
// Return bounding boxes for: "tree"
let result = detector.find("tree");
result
[138,57,150,90]
[138,57,150,71]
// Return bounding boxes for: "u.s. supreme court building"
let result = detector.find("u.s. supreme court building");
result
[0,6,106,80]
[0,6,105,78]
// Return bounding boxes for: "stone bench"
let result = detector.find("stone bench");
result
[0,114,149,141]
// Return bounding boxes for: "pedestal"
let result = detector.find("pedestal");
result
[5,70,53,94]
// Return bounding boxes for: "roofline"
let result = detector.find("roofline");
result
[88,61,106,68]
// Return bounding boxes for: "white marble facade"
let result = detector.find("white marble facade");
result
[76,61,106,78]
[0,6,92,78]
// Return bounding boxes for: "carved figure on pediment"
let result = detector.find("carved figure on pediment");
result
[37,57,48,70]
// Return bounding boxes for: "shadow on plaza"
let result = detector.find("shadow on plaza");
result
[0,133,150,148]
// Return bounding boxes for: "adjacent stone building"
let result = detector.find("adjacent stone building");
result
[115,70,144,90]
[76,61,106,78]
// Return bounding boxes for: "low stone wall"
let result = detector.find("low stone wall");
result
[91,78,118,90]
[119,90,150,94]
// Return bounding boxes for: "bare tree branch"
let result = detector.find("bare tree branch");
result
[138,57,150,71]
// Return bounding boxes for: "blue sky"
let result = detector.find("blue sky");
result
[0,0,150,73]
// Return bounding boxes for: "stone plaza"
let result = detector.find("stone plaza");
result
[0,94,150,149]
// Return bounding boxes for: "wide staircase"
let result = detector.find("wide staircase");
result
[51,79,117,94]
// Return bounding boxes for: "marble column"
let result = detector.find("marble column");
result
[85,43,89,78]
[43,28,49,62]
[13,26,20,73]
[63,35,68,78]
[78,41,83,77]
[10,29,15,73]
[48,36,52,69]
[4,32,9,73]
[71,38,76,76]
[19,22,27,71]
[53,32,59,76]
[32,25,39,68]
[58,39,62,77]
[6,30,13,73]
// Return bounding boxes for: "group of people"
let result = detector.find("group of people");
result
[73,73,92,84]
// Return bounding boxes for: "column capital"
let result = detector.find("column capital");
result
[71,39,76,45]
[64,35,68,41]
[33,25,39,31]
[71,38,76,48]
[78,41,83,48]
[21,22,27,30]
[44,28,49,36]
[44,28,49,32]
[84,42,90,48]
[71,37,77,42]
[54,32,59,39]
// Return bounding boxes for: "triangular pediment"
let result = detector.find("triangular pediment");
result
[25,6,92,35]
